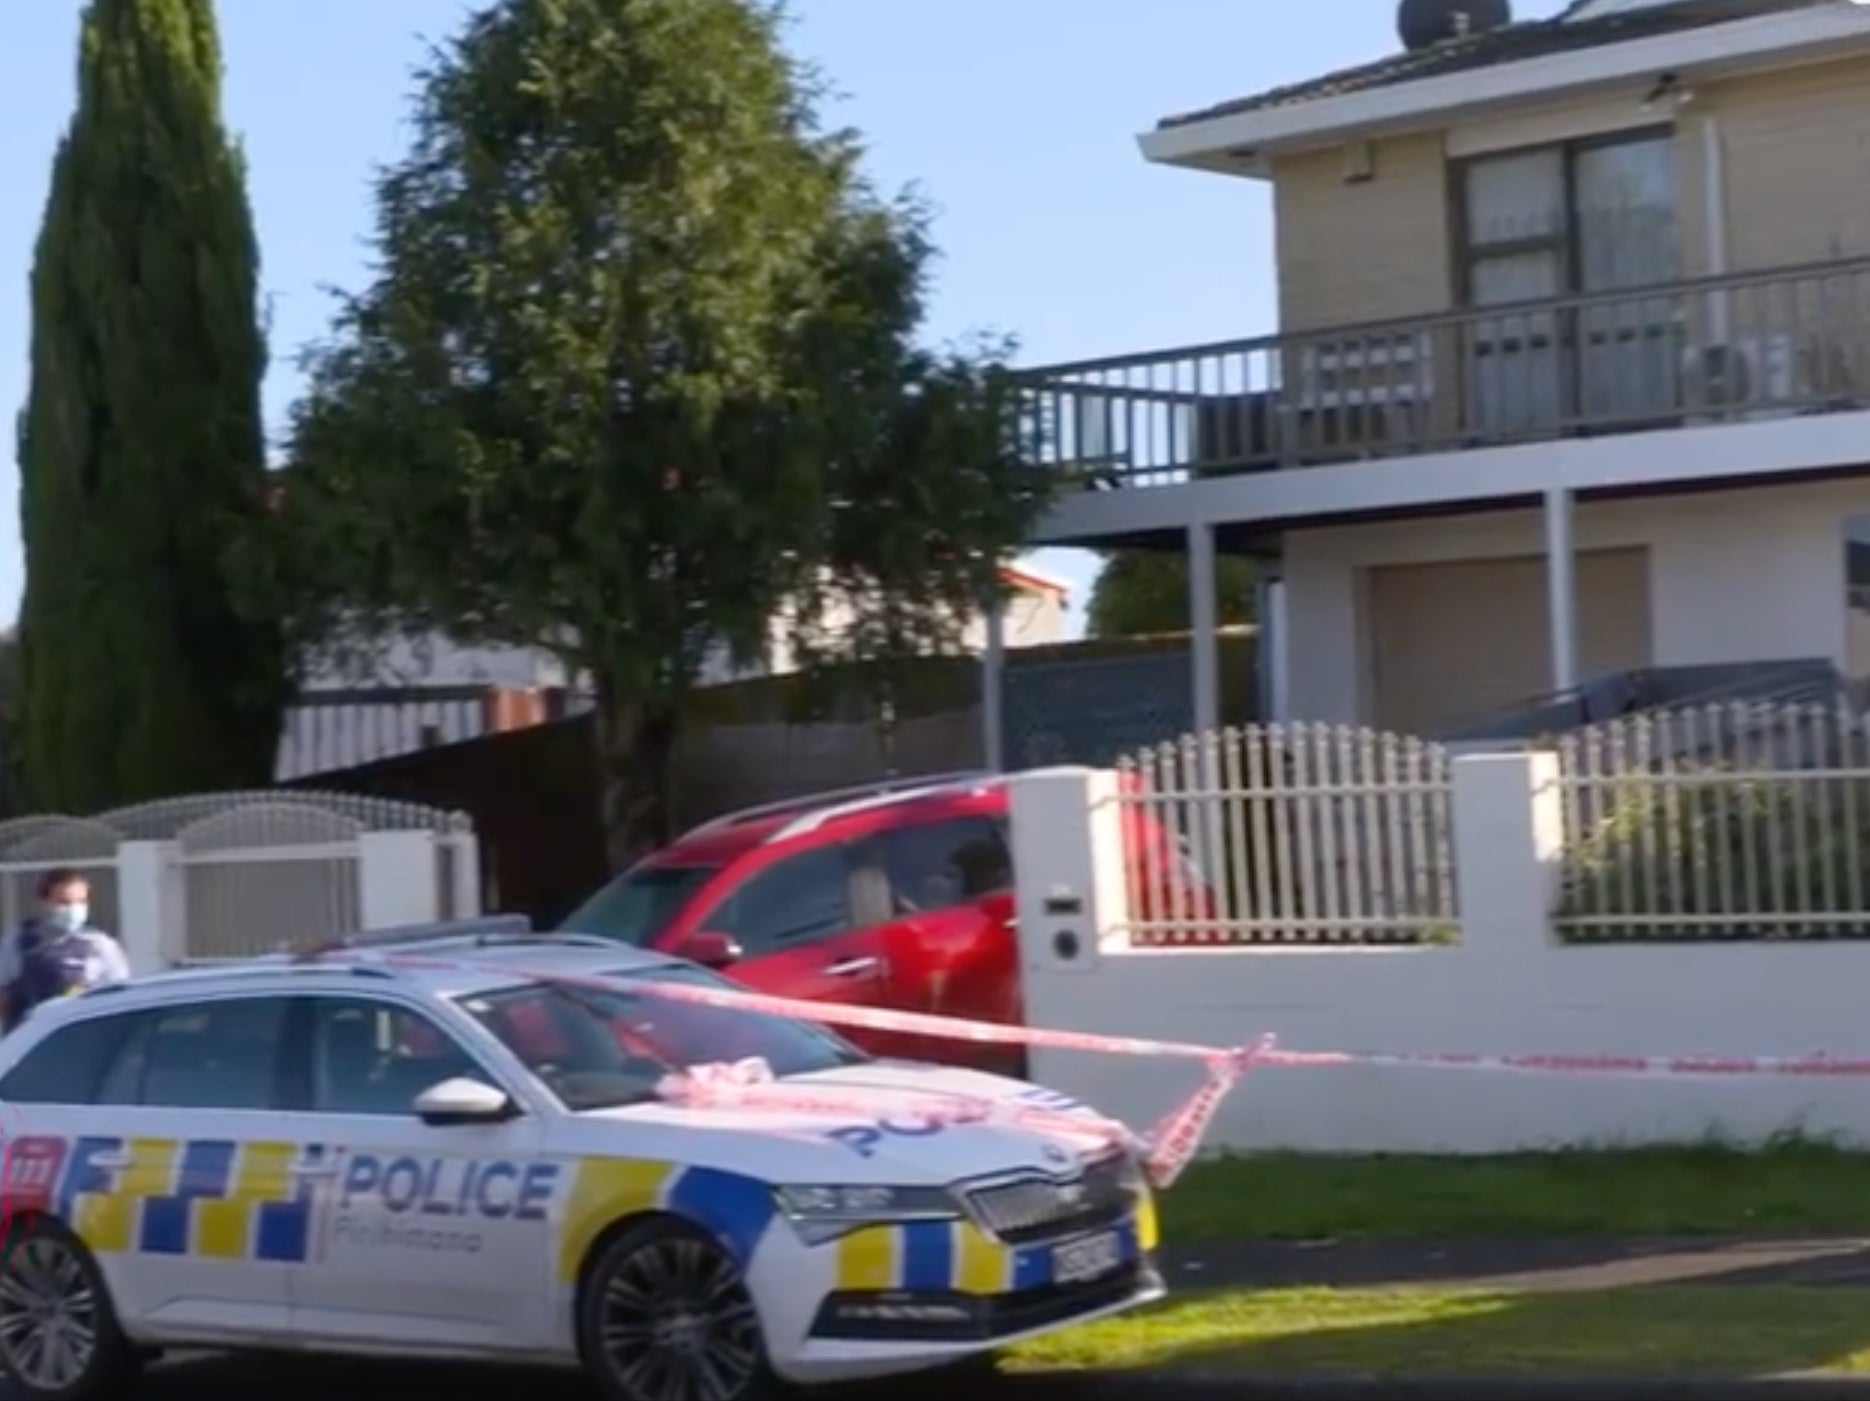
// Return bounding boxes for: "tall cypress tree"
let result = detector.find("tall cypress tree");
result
[16,0,283,812]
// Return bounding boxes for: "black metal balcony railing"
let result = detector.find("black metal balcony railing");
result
[1016,257,1870,489]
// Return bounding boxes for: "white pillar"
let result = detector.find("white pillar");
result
[116,840,184,973]
[1449,750,1564,959]
[444,833,483,919]
[1188,523,1220,736]
[1543,487,1578,692]
[358,830,440,929]
[1007,766,1130,979]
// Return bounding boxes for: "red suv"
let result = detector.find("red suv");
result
[557,770,1209,1073]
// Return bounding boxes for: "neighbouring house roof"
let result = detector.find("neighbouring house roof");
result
[1000,561,1071,599]
[1156,0,1814,129]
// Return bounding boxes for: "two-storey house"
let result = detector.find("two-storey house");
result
[1015,0,1870,740]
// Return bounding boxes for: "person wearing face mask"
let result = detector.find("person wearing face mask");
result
[0,869,130,1033]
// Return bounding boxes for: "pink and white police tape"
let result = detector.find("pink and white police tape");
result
[329,950,1266,1188]
[312,950,1870,1189]
[654,1036,1273,1189]
[1253,1047,1870,1078]
[362,950,1247,1062]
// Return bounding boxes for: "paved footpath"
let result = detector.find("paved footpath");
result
[30,1239,1870,1401]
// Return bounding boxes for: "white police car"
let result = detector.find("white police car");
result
[0,924,1163,1401]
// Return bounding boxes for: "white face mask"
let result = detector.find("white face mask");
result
[45,902,87,934]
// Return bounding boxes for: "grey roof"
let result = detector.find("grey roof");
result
[1156,0,1815,131]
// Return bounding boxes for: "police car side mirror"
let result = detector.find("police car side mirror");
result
[414,1076,518,1127]
[679,930,743,969]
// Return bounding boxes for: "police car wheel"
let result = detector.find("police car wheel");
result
[0,1218,138,1401]
[579,1218,773,1401]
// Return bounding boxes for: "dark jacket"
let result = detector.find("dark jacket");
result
[3,919,80,1034]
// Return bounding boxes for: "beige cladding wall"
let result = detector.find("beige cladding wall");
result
[1269,52,1870,332]
[1690,56,1870,273]
[1272,133,1451,332]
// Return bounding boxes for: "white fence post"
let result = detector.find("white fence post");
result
[117,840,183,974]
[1449,750,1563,956]
[1007,766,1131,977]
[357,830,440,930]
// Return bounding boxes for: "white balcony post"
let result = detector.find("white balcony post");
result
[1188,522,1220,737]
[1188,524,1228,884]
[357,830,440,929]
[982,591,1007,772]
[1544,487,1578,693]
[1259,567,1289,722]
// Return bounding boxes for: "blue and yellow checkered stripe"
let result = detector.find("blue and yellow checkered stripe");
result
[557,1157,1158,1298]
[56,1136,322,1263]
[834,1189,1159,1295]
[557,1157,777,1283]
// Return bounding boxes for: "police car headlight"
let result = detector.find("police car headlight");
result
[774,1184,960,1245]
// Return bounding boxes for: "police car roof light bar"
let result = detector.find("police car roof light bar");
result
[102,962,404,994]
[288,927,626,970]
[297,914,536,958]
[466,932,620,952]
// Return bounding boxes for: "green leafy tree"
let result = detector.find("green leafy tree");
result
[1086,549,1257,639]
[16,0,284,812]
[286,0,1050,867]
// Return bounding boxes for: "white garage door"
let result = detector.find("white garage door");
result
[1367,547,1652,735]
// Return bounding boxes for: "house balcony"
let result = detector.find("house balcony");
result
[1017,256,1870,500]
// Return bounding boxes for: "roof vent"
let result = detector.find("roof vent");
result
[1397,0,1512,51]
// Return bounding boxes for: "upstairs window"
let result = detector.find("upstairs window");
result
[1460,131,1679,431]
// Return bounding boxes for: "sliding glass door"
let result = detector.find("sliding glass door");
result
[1461,130,1680,437]
[1573,137,1681,420]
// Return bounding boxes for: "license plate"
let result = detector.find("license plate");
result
[1051,1230,1121,1285]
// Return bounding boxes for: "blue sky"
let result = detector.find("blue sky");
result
[0,0,1568,639]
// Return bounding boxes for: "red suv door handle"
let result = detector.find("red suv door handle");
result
[824,956,879,977]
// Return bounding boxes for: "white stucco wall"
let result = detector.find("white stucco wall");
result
[704,579,1068,684]
[1283,478,1868,724]
[1009,759,1870,1155]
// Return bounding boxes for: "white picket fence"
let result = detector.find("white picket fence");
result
[0,791,480,970]
[1115,725,1457,946]
[1554,701,1870,942]
[1115,702,1870,947]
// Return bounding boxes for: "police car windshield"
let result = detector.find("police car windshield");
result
[456,964,866,1112]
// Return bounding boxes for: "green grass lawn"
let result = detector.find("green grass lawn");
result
[1160,1140,1870,1242]
[1007,1285,1870,1377]
[986,1143,1870,1381]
